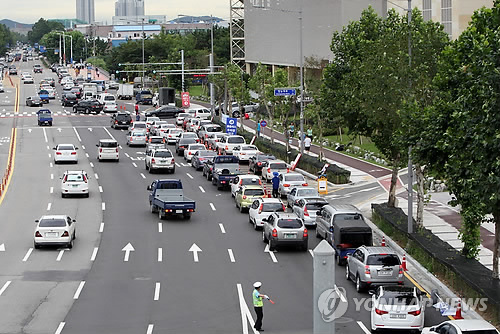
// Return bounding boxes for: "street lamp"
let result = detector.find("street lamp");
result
[142,18,145,88]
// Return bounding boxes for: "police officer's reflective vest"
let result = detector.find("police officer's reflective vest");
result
[253,289,263,307]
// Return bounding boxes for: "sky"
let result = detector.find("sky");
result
[3,0,230,24]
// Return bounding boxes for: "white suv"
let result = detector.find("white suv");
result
[61,171,89,198]
[145,149,175,173]
[97,139,119,161]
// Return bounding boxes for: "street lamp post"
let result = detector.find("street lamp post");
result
[142,18,145,88]
[210,15,215,118]
[298,10,304,154]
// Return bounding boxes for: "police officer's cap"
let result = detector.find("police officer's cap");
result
[253,281,262,288]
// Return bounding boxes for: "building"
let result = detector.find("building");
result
[388,0,494,40]
[112,15,167,25]
[76,0,95,24]
[115,0,145,17]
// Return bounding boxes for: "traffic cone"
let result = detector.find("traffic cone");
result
[454,299,463,320]
[381,236,386,247]
[402,254,407,271]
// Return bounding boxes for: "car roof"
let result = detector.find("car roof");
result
[272,212,301,219]
[241,185,264,190]
[324,204,362,215]
[446,320,498,331]
[360,246,397,255]
[40,215,68,220]
[239,175,261,180]
[99,139,117,143]
[302,197,327,203]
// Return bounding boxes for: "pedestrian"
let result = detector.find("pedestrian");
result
[271,172,280,198]
[307,127,313,137]
[289,122,295,138]
[95,67,100,78]
[304,136,312,153]
[253,281,270,332]
[257,121,261,138]
[135,104,140,121]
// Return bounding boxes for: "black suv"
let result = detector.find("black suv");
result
[111,112,132,129]
[61,93,78,107]
[249,154,276,174]
[145,105,183,119]
[73,99,103,114]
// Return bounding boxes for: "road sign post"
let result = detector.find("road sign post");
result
[226,117,238,135]
[181,92,190,108]
[260,120,267,127]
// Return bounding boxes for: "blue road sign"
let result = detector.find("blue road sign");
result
[260,120,267,127]
[274,88,296,96]
[226,117,238,135]
[39,46,46,53]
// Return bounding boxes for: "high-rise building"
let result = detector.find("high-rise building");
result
[76,0,95,24]
[115,0,145,17]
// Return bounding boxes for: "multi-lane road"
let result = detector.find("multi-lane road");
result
[0,60,448,334]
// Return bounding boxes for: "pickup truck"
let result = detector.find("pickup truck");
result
[37,109,53,126]
[147,179,195,220]
[38,90,49,104]
[136,90,153,105]
[210,155,241,190]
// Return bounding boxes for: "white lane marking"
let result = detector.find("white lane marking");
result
[99,186,103,193]
[50,187,53,194]
[42,128,48,143]
[0,281,12,296]
[46,145,50,150]
[186,173,193,179]
[132,162,138,168]
[82,145,86,150]
[264,244,278,263]
[236,283,259,334]
[158,248,163,262]
[47,203,52,211]
[49,162,53,168]
[102,202,106,211]
[158,223,163,233]
[22,248,33,262]
[124,152,130,158]
[357,321,371,334]
[189,243,202,262]
[56,250,64,261]
[103,126,116,140]
[146,324,154,334]
[228,249,235,263]
[95,173,99,179]
[140,173,146,179]
[73,127,82,142]
[119,145,123,149]
[175,162,180,167]
[85,153,89,158]
[48,153,52,158]
[122,243,135,261]
[54,322,65,334]
[199,186,205,193]
[335,285,347,303]
[309,249,314,257]
[90,162,94,167]
[154,282,161,301]
[50,173,54,180]
[219,223,226,234]
[210,203,216,211]
[73,281,86,299]
[99,222,104,232]
[90,247,98,261]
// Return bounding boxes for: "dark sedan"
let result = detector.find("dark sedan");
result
[175,138,198,156]
[26,96,43,107]
[70,87,82,98]
[249,153,277,174]
[191,150,217,170]
[73,99,103,114]
[61,93,78,107]
[145,105,183,119]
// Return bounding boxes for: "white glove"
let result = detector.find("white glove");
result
[264,295,269,299]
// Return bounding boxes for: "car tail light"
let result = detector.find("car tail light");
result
[151,158,156,163]
[257,162,262,166]
[56,152,62,155]
[272,229,278,238]
[196,139,200,143]
[302,183,308,186]
[61,231,69,237]
[283,184,290,187]
[398,265,403,276]
[115,120,118,124]
[243,195,247,199]
[71,152,77,155]
[303,229,308,238]
[375,308,388,315]
[171,159,175,163]
[287,168,290,173]
[99,148,102,153]
[258,204,263,214]
[267,168,271,173]
[35,231,42,237]
[365,265,371,275]
[304,207,309,216]
[408,309,421,316]
[116,148,119,152]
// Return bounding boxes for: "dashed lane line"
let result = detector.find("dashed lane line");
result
[47,203,52,211]
[22,248,33,262]
[56,250,64,261]
[199,186,205,193]
[210,203,216,211]
[140,173,146,179]
[228,249,235,263]
[54,322,65,334]
[219,223,226,234]
[99,186,103,193]
[186,172,193,179]
[42,128,48,143]
[102,202,106,211]
[158,248,163,262]
[357,321,371,334]
[158,223,163,233]
[73,281,85,299]
[0,281,12,296]
[154,282,161,301]
[99,223,104,233]
[146,324,154,334]
[90,247,98,261]
[132,162,138,168]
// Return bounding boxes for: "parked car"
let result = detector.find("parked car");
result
[97,139,119,161]
[346,246,403,292]
[61,170,89,198]
[248,198,286,230]
[110,112,132,129]
[191,150,217,170]
[292,197,328,227]
[278,172,308,197]
[53,144,79,164]
[370,286,425,333]
[145,148,175,173]
[235,185,266,213]
[262,212,308,251]
[286,187,320,208]
[33,215,76,249]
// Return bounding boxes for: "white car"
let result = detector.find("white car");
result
[145,148,175,173]
[23,75,34,84]
[157,123,176,137]
[216,135,246,155]
[176,112,190,126]
[146,117,160,129]
[261,160,289,183]
[164,128,183,144]
[63,82,75,90]
[103,102,118,113]
[97,139,119,161]
[233,144,259,161]
[34,215,76,249]
[184,144,207,161]
[248,198,286,230]
[53,144,79,164]
[278,172,308,197]
[129,121,147,132]
[127,130,147,146]
[45,87,56,99]
[371,286,425,332]
[422,320,499,334]
[230,175,262,197]
[151,120,168,135]
[189,107,211,120]
[61,170,89,198]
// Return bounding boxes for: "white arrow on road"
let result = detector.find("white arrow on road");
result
[0,243,5,252]
[28,129,32,133]
[57,128,62,133]
[88,128,93,132]
[189,243,202,262]
[122,243,135,262]
[264,244,278,263]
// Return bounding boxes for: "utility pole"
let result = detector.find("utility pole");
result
[181,49,185,92]
[299,9,304,154]
[210,14,215,118]
[59,33,62,65]
[62,32,66,65]
[142,18,145,88]
[407,0,413,234]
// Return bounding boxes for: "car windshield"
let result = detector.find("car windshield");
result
[154,151,172,158]
[207,126,221,132]
[262,203,284,212]
[58,145,74,150]
[228,137,245,144]
[278,218,303,228]
[182,133,198,139]
[66,174,85,182]
[100,141,118,148]
[306,202,327,210]
[379,291,417,306]
[39,219,66,227]
[199,151,217,157]
[285,175,305,182]
[116,114,131,120]
[367,254,400,266]
[244,189,265,196]
[104,96,115,101]
[298,189,318,196]
[270,163,287,169]
[242,178,260,185]
[150,138,163,143]
[333,213,364,223]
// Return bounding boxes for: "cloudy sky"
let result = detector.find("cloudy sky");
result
[4,0,230,24]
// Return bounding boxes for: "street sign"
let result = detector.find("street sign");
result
[226,117,238,135]
[260,120,267,127]
[318,177,328,195]
[39,46,46,53]
[274,88,296,96]
[181,92,190,108]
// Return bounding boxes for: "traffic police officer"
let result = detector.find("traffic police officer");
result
[253,281,269,331]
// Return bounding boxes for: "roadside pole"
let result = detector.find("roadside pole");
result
[313,240,335,334]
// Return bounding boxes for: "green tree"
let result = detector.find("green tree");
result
[0,24,14,55]
[28,18,64,44]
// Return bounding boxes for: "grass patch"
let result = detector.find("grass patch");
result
[189,85,206,97]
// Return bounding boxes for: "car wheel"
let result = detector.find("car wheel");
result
[345,265,351,281]
[150,203,158,213]
[262,231,268,243]
[301,241,308,251]
[158,209,164,220]
[336,253,343,266]
[212,177,216,185]
[67,239,73,249]
[85,108,90,114]
[356,275,365,293]
[207,173,212,181]
[73,231,76,240]
[254,220,259,230]
[34,242,40,249]
[239,204,244,213]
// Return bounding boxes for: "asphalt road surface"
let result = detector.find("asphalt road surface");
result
[0,59,449,334]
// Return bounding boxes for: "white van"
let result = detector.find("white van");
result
[189,108,211,120]
[97,139,119,162]
[98,93,116,105]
